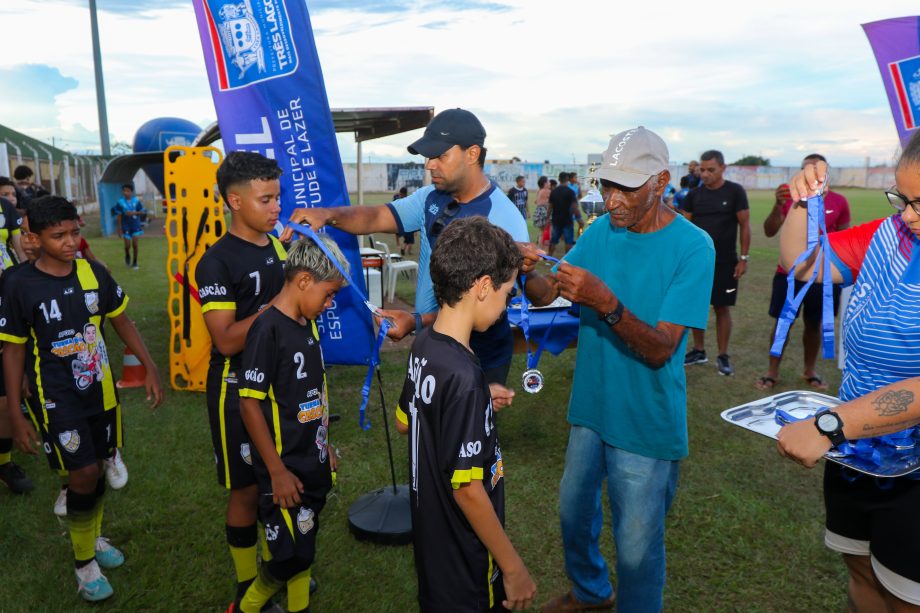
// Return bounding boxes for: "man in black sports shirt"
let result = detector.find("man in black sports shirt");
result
[395,217,536,612]
[682,149,751,376]
[235,235,348,613]
[195,152,289,611]
[0,196,162,601]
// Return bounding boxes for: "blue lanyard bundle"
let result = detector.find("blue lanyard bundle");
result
[770,193,835,359]
[517,253,564,373]
[288,223,391,430]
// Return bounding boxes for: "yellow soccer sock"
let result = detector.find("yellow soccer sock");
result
[94,479,106,539]
[0,437,12,465]
[67,490,97,564]
[239,568,282,613]
[286,568,311,613]
[226,524,258,584]
[258,523,273,563]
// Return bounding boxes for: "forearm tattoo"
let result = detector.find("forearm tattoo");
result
[871,389,914,417]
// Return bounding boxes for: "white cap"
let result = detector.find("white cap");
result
[595,126,669,188]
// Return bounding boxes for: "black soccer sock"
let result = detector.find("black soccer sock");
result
[226,524,258,603]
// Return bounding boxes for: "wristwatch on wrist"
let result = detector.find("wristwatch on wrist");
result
[599,300,624,327]
[813,409,846,448]
[739,254,750,262]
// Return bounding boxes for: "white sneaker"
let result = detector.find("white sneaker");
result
[104,449,128,489]
[54,486,68,517]
[75,560,113,601]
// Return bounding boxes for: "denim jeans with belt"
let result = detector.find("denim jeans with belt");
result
[559,425,680,613]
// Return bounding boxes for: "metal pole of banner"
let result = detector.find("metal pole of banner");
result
[356,139,364,206]
[88,0,111,156]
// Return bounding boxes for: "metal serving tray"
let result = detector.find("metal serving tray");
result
[721,391,920,478]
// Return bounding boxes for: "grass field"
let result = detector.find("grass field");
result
[0,187,897,612]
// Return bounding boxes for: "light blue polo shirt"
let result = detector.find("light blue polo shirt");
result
[387,182,529,369]
[565,213,714,460]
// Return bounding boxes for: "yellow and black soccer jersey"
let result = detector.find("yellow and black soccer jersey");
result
[195,233,287,371]
[0,197,22,270]
[0,259,127,424]
[395,327,505,612]
[238,306,332,495]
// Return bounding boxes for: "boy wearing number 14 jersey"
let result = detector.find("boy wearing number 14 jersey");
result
[195,152,289,611]
[0,196,163,601]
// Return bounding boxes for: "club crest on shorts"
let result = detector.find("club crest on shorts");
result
[59,430,81,453]
[240,442,253,465]
[296,507,314,534]
[490,446,504,489]
[84,291,99,314]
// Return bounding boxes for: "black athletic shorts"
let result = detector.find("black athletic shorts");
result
[824,462,920,591]
[259,487,326,566]
[710,261,739,307]
[0,350,5,397]
[38,409,120,472]
[768,273,842,322]
[207,364,256,490]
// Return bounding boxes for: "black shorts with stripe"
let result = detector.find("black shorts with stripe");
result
[258,484,326,566]
[206,361,256,490]
[30,407,121,472]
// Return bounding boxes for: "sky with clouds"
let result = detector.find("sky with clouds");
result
[1,0,917,167]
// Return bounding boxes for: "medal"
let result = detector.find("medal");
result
[521,368,544,394]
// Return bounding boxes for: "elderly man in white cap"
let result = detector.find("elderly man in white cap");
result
[520,127,714,612]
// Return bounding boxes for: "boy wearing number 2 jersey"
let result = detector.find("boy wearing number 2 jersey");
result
[195,152,289,611]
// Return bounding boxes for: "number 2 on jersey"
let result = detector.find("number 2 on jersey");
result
[294,352,307,379]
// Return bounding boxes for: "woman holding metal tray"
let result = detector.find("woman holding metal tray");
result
[776,131,920,612]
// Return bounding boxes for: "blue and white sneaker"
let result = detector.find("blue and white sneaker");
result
[75,560,113,602]
[95,537,125,569]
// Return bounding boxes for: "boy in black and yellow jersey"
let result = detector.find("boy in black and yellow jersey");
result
[233,235,347,613]
[195,152,290,611]
[0,177,32,494]
[395,217,536,612]
[0,196,163,602]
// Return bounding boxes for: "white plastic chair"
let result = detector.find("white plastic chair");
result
[375,241,418,303]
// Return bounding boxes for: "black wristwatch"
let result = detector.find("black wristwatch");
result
[814,409,846,448]
[599,300,624,327]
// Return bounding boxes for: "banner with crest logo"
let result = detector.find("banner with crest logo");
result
[863,17,920,148]
[191,0,373,366]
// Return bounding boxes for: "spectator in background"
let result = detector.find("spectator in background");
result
[673,176,690,210]
[0,177,27,264]
[533,175,551,249]
[682,150,751,376]
[112,183,146,269]
[662,183,677,208]
[508,175,529,220]
[12,165,47,214]
[756,153,850,391]
[548,171,584,257]
[682,160,701,189]
[568,171,581,198]
[549,178,559,189]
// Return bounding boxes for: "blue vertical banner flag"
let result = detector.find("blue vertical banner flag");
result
[863,16,920,148]
[192,0,373,366]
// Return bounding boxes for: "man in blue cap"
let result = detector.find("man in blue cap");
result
[284,108,528,386]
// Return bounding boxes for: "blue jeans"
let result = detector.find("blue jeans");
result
[559,426,680,613]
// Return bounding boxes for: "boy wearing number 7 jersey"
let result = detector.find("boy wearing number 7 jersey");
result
[233,235,348,613]
[195,152,292,611]
[0,196,163,602]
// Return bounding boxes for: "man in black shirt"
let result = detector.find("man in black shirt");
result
[682,150,751,376]
[681,160,701,189]
[548,171,584,257]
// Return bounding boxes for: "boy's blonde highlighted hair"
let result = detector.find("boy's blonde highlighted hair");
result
[284,235,350,284]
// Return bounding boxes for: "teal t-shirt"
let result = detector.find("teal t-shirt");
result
[564,213,714,460]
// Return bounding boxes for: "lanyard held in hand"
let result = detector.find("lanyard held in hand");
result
[288,222,391,430]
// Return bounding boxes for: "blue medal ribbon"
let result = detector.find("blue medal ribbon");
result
[770,193,835,359]
[288,223,391,430]
[518,273,559,372]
